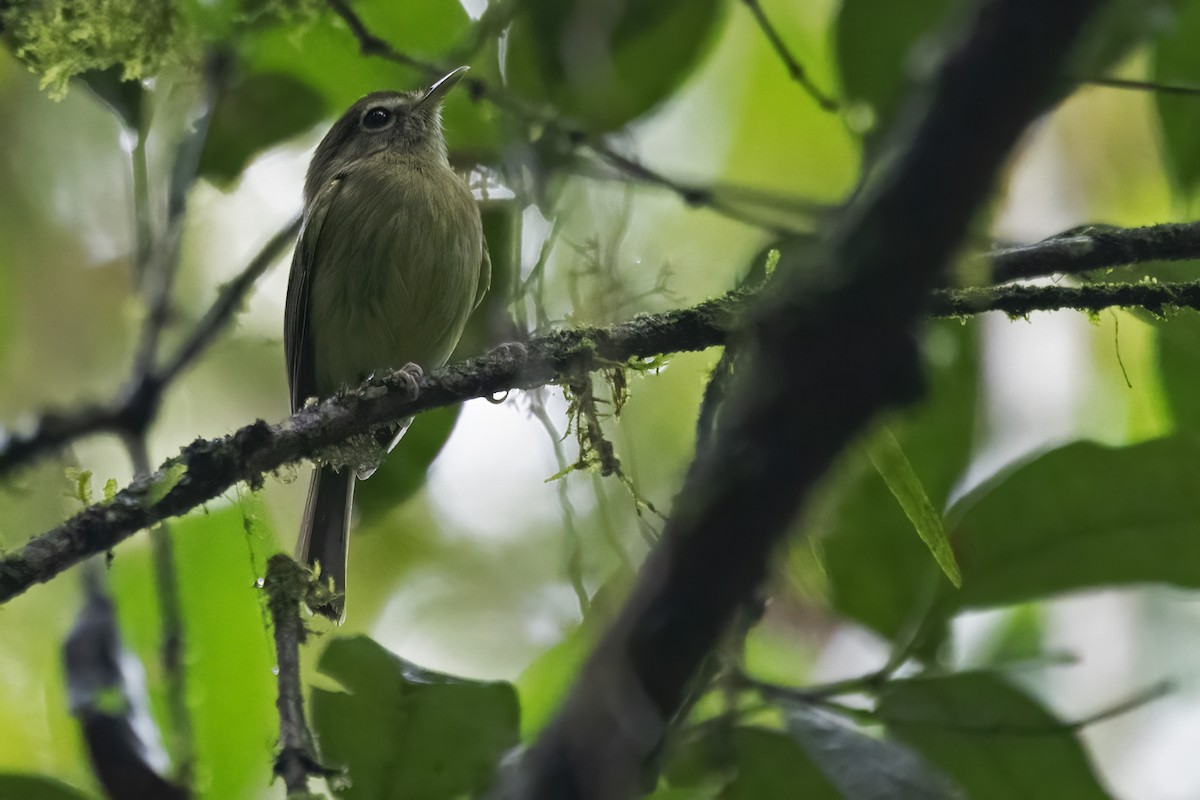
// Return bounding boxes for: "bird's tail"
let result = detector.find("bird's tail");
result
[296,465,355,622]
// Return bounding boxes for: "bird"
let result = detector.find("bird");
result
[285,66,490,620]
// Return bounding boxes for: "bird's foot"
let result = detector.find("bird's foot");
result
[393,362,423,401]
[488,340,528,362]
[362,363,423,400]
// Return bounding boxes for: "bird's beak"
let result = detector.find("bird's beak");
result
[420,66,469,107]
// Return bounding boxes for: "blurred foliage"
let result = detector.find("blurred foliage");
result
[785,707,960,799]
[4,0,1200,798]
[943,437,1200,612]
[505,0,726,132]
[1153,0,1200,197]
[0,775,93,799]
[2,0,184,96]
[878,672,1110,799]
[311,636,518,799]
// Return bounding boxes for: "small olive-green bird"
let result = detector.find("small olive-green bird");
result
[286,66,490,620]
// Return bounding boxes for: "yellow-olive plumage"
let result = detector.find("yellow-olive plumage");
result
[285,67,489,620]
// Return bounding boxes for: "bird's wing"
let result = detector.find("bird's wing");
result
[285,172,346,413]
[472,233,492,311]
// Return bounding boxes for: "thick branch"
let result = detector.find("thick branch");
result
[510,1,1102,798]
[0,298,739,604]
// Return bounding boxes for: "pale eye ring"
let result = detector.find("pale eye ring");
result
[361,106,394,130]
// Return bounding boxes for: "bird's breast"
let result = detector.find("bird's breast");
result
[309,160,483,393]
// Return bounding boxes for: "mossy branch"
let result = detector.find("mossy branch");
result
[0,298,741,604]
[10,264,1200,603]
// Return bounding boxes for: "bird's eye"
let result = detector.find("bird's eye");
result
[362,107,393,130]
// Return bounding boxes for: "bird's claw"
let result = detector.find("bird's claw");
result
[488,341,528,362]
[393,362,423,401]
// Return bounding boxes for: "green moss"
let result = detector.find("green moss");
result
[2,0,321,97]
[5,0,186,96]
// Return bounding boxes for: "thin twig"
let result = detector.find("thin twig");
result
[0,216,300,479]
[132,58,222,379]
[264,554,328,797]
[1081,76,1200,97]
[121,61,222,791]
[930,278,1200,318]
[885,680,1173,736]
[157,214,301,386]
[529,393,590,616]
[326,0,440,73]
[986,221,1200,284]
[131,124,153,285]
[740,0,839,111]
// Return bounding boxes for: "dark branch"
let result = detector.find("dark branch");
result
[740,0,839,111]
[508,0,1102,797]
[266,554,328,797]
[326,0,436,71]
[1081,76,1200,97]
[3,212,1198,483]
[988,221,1200,283]
[933,279,1200,318]
[0,297,741,604]
[64,563,188,800]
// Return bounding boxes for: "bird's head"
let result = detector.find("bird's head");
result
[305,66,468,202]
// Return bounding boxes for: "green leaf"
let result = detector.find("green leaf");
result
[1153,1,1200,198]
[834,0,961,151]
[110,497,280,800]
[879,672,1110,800]
[0,775,93,800]
[311,635,519,799]
[1067,0,1171,81]
[504,0,725,132]
[946,437,1200,612]
[199,73,326,187]
[864,425,961,587]
[667,726,843,799]
[1157,310,1200,433]
[785,707,960,800]
[240,2,502,160]
[355,406,461,525]
[811,321,978,650]
[514,623,594,741]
